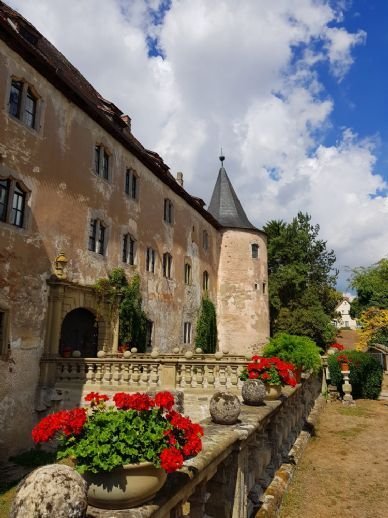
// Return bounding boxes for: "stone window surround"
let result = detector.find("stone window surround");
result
[146,246,156,273]
[203,270,209,291]
[184,259,192,285]
[122,232,136,265]
[163,252,173,279]
[251,243,259,259]
[0,172,31,230]
[202,229,209,250]
[6,75,43,133]
[163,198,174,225]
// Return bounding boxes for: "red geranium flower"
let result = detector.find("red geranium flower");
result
[160,447,184,473]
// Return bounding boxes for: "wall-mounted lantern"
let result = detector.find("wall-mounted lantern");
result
[54,252,68,279]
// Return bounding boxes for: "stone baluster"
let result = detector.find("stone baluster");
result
[103,362,112,386]
[113,362,121,386]
[122,362,130,386]
[230,365,239,390]
[176,364,183,387]
[150,363,159,387]
[218,364,227,390]
[85,363,95,384]
[184,363,193,388]
[206,364,215,389]
[194,364,204,388]
[141,364,150,386]
[95,362,103,385]
[132,365,141,386]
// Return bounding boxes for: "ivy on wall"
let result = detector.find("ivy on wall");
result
[195,297,217,353]
[94,268,147,352]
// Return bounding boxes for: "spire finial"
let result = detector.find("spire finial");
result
[219,148,225,166]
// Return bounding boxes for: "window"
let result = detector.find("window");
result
[184,263,192,285]
[251,244,259,259]
[184,322,192,344]
[88,219,106,255]
[262,282,266,294]
[122,234,136,265]
[95,145,110,180]
[0,308,9,357]
[164,198,174,224]
[146,247,155,273]
[203,230,209,250]
[0,178,27,228]
[203,271,209,291]
[163,253,172,279]
[8,79,38,130]
[146,320,153,351]
[125,169,138,200]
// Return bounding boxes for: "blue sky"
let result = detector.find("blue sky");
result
[8,0,388,292]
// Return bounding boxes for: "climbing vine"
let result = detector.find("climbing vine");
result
[94,268,148,352]
[195,297,217,353]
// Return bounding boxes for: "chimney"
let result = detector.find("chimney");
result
[176,172,184,187]
[121,115,131,131]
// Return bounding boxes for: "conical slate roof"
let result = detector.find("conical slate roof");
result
[208,160,256,230]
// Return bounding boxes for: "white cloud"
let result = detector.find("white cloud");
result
[7,0,387,291]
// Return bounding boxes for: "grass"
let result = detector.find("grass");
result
[337,406,372,418]
[0,482,19,518]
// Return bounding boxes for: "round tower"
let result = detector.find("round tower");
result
[208,156,270,355]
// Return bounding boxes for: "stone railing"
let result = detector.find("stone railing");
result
[85,374,323,518]
[39,352,249,393]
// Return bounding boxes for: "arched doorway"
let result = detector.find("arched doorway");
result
[59,308,98,357]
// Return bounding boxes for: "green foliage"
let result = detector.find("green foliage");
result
[9,448,56,467]
[350,259,388,318]
[94,269,148,352]
[58,408,169,474]
[195,297,217,353]
[263,212,339,347]
[263,333,322,373]
[327,351,383,399]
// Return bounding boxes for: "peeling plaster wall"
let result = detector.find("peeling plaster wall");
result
[0,40,221,455]
[217,229,270,355]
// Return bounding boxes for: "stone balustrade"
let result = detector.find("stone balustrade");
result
[85,374,322,518]
[39,353,249,393]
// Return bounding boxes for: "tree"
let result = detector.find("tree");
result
[263,212,339,347]
[349,259,388,317]
[195,298,217,353]
[349,258,388,349]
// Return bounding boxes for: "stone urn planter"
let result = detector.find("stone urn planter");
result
[241,379,266,406]
[84,462,167,509]
[264,384,282,401]
[209,392,241,424]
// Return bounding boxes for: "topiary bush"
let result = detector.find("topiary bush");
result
[195,298,217,353]
[263,333,322,373]
[327,350,383,399]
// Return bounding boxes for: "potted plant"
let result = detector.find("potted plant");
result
[240,356,297,400]
[337,353,350,372]
[31,391,204,509]
[327,342,345,355]
[262,333,322,380]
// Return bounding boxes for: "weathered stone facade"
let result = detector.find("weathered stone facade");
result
[0,2,269,457]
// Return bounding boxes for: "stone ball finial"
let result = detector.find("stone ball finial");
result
[131,347,138,353]
[210,392,241,425]
[97,350,106,358]
[150,349,159,358]
[10,464,87,518]
[195,347,203,354]
[173,347,180,354]
[123,350,132,358]
[214,351,223,360]
[184,351,194,359]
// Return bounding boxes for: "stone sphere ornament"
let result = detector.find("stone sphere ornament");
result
[10,464,87,518]
[173,347,180,354]
[184,351,194,359]
[195,347,203,354]
[209,392,241,425]
[130,347,138,353]
[123,350,132,358]
[97,350,106,358]
[242,379,266,406]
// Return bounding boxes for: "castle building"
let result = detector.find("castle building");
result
[0,1,269,456]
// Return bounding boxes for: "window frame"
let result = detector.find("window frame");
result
[94,145,110,180]
[183,322,192,344]
[122,233,136,265]
[8,78,40,131]
[0,305,10,359]
[184,262,192,285]
[163,198,174,224]
[251,243,259,259]
[163,252,172,279]
[202,230,209,250]
[203,270,209,291]
[0,176,28,229]
[88,218,107,256]
[125,168,139,200]
[146,247,155,273]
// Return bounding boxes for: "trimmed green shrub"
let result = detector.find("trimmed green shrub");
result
[327,351,383,399]
[195,298,217,353]
[263,333,322,373]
